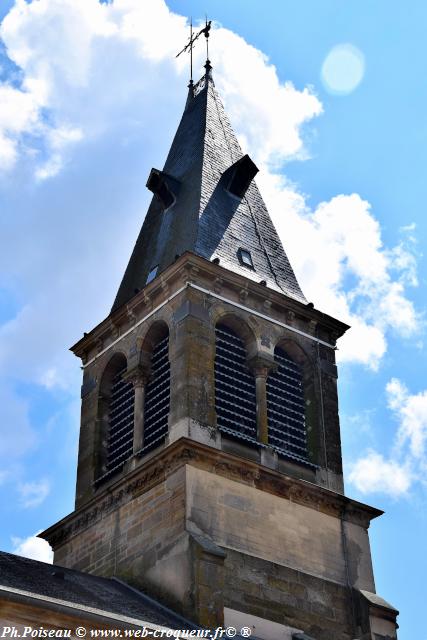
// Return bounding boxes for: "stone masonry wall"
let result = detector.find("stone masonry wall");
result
[224,549,355,640]
[54,466,190,616]
[186,465,375,591]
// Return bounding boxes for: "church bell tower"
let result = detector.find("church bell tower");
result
[41,55,399,640]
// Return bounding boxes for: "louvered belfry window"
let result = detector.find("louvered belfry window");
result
[143,332,170,453]
[215,323,257,443]
[106,365,135,474]
[266,346,308,463]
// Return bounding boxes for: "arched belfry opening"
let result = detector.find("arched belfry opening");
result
[266,344,308,464]
[214,321,257,443]
[97,352,134,482]
[142,323,170,454]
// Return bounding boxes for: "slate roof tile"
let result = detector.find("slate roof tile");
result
[112,69,306,312]
[0,551,195,629]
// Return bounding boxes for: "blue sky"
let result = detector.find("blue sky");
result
[0,2,426,638]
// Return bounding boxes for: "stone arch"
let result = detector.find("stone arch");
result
[267,336,318,465]
[138,319,170,368]
[99,351,128,395]
[96,351,134,482]
[213,311,258,360]
[274,337,312,370]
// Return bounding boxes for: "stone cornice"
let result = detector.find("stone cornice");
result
[70,252,349,363]
[40,439,382,549]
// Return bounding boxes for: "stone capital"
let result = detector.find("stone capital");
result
[247,354,277,378]
[123,365,149,387]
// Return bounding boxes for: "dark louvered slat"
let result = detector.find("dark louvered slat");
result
[143,335,170,453]
[215,324,257,443]
[106,366,134,472]
[267,347,308,463]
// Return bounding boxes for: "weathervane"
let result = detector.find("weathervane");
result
[176,18,212,85]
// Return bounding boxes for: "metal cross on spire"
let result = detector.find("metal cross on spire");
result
[176,18,212,86]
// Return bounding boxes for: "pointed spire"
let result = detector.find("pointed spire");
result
[111,70,306,312]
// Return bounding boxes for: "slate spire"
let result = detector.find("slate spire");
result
[112,67,306,312]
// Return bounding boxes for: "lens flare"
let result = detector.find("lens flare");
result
[321,44,365,95]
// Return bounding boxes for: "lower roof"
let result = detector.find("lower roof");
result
[0,551,197,629]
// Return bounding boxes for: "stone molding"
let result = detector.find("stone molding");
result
[41,439,382,549]
[71,253,349,364]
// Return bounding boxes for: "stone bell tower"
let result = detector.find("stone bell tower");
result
[41,60,399,640]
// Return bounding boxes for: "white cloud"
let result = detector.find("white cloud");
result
[386,378,427,459]
[213,27,322,165]
[0,130,17,168]
[0,0,322,174]
[348,379,427,498]
[18,479,50,508]
[386,377,408,412]
[348,450,411,497]
[11,532,53,563]
[260,177,420,369]
[0,83,40,169]
[35,124,83,179]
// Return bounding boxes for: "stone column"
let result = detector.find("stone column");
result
[169,295,216,429]
[124,366,149,454]
[248,355,277,445]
